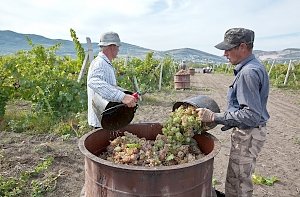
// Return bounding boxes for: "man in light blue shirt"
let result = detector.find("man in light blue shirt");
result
[87,32,137,129]
[197,28,270,197]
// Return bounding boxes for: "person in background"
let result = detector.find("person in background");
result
[197,28,270,197]
[180,60,187,70]
[87,31,137,129]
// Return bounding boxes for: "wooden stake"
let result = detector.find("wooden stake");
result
[283,60,292,85]
[77,37,94,82]
[159,63,163,91]
[268,59,276,76]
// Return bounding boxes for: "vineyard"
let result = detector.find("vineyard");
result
[0,31,300,196]
[214,60,300,89]
[0,31,178,136]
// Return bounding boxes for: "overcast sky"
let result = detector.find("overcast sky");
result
[1,0,299,56]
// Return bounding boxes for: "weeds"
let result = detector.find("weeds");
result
[252,174,279,186]
[294,137,300,145]
[0,156,63,197]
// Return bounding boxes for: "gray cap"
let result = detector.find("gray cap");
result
[215,28,255,50]
[98,31,121,47]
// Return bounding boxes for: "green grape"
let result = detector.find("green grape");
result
[101,106,205,166]
[185,137,191,143]
[173,116,181,124]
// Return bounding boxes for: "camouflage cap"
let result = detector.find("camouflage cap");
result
[215,28,255,50]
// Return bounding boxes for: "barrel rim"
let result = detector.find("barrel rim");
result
[78,123,221,171]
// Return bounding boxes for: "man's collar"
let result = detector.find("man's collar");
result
[233,54,255,75]
[99,51,112,65]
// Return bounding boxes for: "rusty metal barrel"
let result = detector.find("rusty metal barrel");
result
[188,68,195,76]
[78,123,221,197]
[174,73,190,90]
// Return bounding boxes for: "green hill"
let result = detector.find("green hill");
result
[0,30,226,62]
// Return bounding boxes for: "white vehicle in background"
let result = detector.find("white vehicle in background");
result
[202,66,213,73]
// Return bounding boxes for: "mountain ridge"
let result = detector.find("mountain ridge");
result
[1,30,299,63]
[0,30,225,63]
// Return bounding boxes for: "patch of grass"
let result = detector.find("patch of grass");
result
[52,112,90,138]
[212,177,222,187]
[252,174,279,186]
[293,137,300,145]
[0,156,62,197]
[5,111,53,134]
[2,100,90,137]
[2,100,53,133]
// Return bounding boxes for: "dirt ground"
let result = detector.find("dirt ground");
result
[1,73,300,197]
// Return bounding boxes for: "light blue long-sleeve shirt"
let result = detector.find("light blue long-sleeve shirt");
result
[87,52,125,127]
[215,54,270,129]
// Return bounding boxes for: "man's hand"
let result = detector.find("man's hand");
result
[122,94,137,108]
[196,108,214,122]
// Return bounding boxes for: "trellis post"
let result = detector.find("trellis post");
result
[268,59,276,76]
[77,37,94,82]
[158,63,164,91]
[283,60,293,85]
